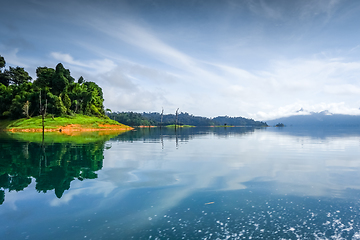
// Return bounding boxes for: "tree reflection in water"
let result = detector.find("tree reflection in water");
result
[0,139,105,203]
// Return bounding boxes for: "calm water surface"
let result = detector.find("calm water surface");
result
[1,127,360,239]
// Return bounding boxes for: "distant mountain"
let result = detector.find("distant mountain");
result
[266,111,360,127]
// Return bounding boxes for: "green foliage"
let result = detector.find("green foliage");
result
[0,55,106,119]
[52,63,70,95]
[82,81,105,116]
[5,66,32,85]
[0,55,8,87]
[62,93,71,112]
[107,112,156,126]
[22,101,30,118]
[54,96,67,116]
[78,76,84,84]
[212,116,268,127]
[34,67,55,89]
[0,55,5,69]
[0,72,9,87]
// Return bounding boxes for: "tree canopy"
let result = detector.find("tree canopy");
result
[0,55,105,119]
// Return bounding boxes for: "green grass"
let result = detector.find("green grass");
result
[0,114,128,130]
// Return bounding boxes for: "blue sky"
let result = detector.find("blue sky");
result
[2,0,360,120]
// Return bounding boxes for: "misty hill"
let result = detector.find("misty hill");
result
[108,111,267,127]
[266,111,360,127]
[212,116,267,127]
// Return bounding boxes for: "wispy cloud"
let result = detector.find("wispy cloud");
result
[246,0,283,20]
[299,0,341,20]
[79,17,360,118]
[50,52,117,74]
[2,0,359,119]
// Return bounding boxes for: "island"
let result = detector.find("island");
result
[0,55,132,133]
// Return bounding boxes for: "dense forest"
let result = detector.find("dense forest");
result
[107,111,268,127]
[0,55,105,119]
[107,111,156,127]
[211,116,267,126]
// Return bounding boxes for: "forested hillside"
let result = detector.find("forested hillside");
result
[0,55,105,119]
[107,112,156,126]
[108,111,267,127]
[212,116,266,127]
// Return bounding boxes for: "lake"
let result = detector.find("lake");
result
[1,127,360,239]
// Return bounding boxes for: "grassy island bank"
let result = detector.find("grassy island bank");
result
[0,114,133,132]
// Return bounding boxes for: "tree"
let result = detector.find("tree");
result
[67,82,84,113]
[53,96,67,116]
[0,55,5,69]
[0,73,9,87]
[0,60,106,119]
[0,84,12,118]
[82,81,105,116]
[52,63,70,95]
[78,76,84,84]
[34,67,55,89]
[0,55,9,87]
[62,93,72,113]
[23,101,30,118]
[5,67,32,85]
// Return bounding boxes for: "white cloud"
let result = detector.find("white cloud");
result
[50,52,117,74]
[324,84,360,95]
[87,20,223,84]
[0,47,37,70]
[50,52,85,67]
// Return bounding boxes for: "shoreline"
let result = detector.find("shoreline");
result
[5,124,134,133]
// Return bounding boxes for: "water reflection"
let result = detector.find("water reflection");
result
[0,138,105,204]
[2,127,360,239]
[2,126,360,205]
[111,126,261,142]
[103,127,360,199]
[0,127,259,204]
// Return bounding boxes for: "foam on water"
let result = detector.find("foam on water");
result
[114,190,360,239]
